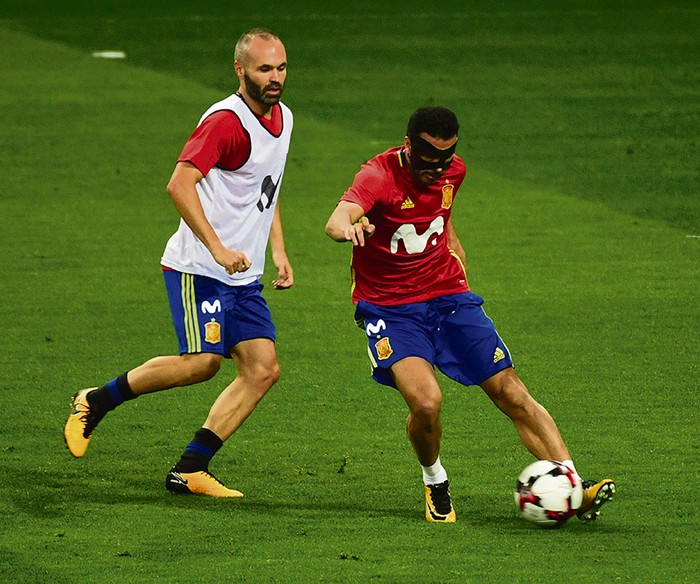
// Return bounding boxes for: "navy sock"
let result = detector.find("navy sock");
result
[86,373,135,414]
[173,428,223,473]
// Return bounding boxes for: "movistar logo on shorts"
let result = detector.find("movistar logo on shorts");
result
[201,300,222,314]
[366,319,387,337]
[390,217,444,254]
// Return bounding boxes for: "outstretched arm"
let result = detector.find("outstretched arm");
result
[325,201,375,246]
[166,161,251,275]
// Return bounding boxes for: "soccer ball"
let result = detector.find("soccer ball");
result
[514,460,583,527]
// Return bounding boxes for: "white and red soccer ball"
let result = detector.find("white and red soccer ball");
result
[514,460,583,527]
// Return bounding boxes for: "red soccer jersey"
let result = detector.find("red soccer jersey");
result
[341,147,470,305]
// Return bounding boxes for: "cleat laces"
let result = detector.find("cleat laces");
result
[201,470,226,487]
[72,394,105,439]
[427,481,453,515]
[81,410,102,438]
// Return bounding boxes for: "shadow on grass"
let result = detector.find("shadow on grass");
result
[7,464,418,521]
[7,464,623,536]
[8,419,627,532]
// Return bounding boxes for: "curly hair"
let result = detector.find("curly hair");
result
[406,107,459,141]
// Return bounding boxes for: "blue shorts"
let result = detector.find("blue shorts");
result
[354,292,513,388]
[163,269,276,358]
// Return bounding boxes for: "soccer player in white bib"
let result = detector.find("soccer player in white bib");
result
[64,28,294,497]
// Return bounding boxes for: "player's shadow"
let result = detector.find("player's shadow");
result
[240,497,418,521]
[9,466,415,521]
[10,466,622,531]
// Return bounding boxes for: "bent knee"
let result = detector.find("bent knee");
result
[241,359,281,391]
[483,373,536,414]
[265,360,281,387]
[502,386,545,421]
[500,382,532,409]
[410,394,442,422]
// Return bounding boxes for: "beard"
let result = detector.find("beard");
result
[415,170,443,185]
[407,152,446,185]
[243,73,284,106]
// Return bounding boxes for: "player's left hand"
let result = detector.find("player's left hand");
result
[273,261,294,289]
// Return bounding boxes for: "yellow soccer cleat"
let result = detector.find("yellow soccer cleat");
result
[64,388,99,458]
[577,478,616,521]
[165,469,244,498]
[425,480,456,523]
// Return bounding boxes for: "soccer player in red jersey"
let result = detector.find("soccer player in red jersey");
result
[326,106,615,523]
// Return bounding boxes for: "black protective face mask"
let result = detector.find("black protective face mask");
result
[408,134,457,171]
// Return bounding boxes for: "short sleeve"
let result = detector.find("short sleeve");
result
[340,162,390,214]
[178,111,250,175]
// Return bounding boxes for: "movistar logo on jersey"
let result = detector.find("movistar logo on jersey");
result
[201,300,222,314]
[390,217,444,254]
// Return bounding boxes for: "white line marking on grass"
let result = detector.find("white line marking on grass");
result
[92,51,126,59]
[686,235,700,239]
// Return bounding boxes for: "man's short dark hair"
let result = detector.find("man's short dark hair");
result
[407,107,459,141]
[235,28,281,64]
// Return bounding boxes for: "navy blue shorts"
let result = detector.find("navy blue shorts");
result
[163,269,276,358]
[354,292,513,388]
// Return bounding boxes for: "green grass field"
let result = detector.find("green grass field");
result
[1,1,698,582]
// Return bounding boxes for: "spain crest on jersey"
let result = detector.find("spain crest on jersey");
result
[441,183,454,209]
[375,337,393,360]
[205,319,221,344]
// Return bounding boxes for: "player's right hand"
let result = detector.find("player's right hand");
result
[344,216,375,247]
[213,247,251,275]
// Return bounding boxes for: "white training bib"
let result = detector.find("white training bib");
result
[162,93,293,285]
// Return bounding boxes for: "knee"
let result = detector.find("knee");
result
[265,360,281,388]
[410,392,443,425]
[242,359,281,394]
[494,380,540,420]
[502,381,531,410]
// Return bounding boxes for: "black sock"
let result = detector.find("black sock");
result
[173,428,224,473]
[87,372,135,415]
